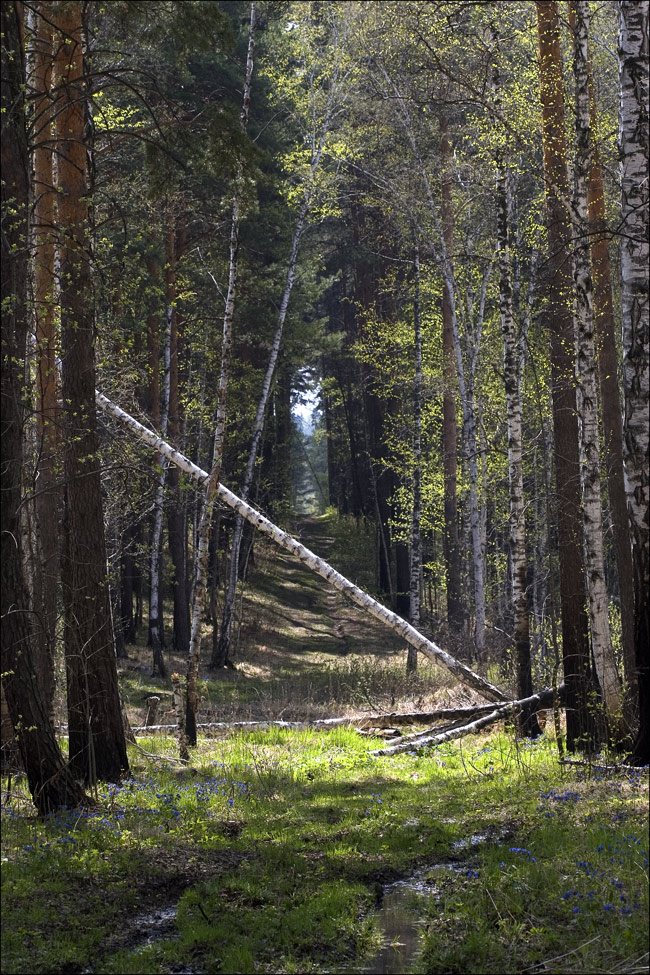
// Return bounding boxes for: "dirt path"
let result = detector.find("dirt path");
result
[253,514,405,660]
[206,515,414,720]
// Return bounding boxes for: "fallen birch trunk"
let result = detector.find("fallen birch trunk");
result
[96,390,507,703]
[369,686,562,757]
[130,704,511,735]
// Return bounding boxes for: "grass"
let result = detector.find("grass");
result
[2,516,647,973]
[2,728,648,974]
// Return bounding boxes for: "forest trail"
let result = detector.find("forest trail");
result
[238,513,406,665]
[201,513,437,723]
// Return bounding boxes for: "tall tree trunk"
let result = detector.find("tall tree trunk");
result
[149,304,171,677]
[618,0,650,765]
[570,0,625,733]
[454,269,492,660]
[568,4,637,703]
[186,3,256,743]
[53,0,128,784]
[497,168,541,737]
[31,2,58,722]
[407,241,423,674]
[165,218,191,656]
[1,0,88,814]
[97,391,510,704]
[439,117,463,632]
[535,0,597,751]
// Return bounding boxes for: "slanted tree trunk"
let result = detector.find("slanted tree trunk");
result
[496,166,541,738]
[407,240,423,674]
[53,0,128,784]
[570,0,625,733]
[97,390,510,705]
[535,0,597,751]
[186,3,256,743]
[1,0,88,814]
[439,116,463,632]
[618,0,650,765]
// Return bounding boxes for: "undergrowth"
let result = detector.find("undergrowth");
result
[2,728,648,974]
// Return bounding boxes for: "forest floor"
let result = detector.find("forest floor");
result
[1,514,649,975]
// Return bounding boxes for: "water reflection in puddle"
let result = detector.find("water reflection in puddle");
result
[359,864,464,975]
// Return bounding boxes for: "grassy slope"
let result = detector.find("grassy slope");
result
[2,515,648,974]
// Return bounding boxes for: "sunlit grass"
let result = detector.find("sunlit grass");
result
[2,727,647,974]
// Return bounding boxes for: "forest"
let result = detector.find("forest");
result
[1,2,649,974]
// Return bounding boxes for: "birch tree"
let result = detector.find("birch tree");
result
[535,0,596,751]
[618,0,650,764]
[569,4,636,697]
[185,3,256,744]
[96,389,508,705]
[496,167,541,737]
[570,0,624,729]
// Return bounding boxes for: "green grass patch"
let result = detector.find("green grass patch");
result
[2,729,648,974]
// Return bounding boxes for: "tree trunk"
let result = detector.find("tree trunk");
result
[569,4,637,703]
[535,0,598,751]
[1,0,89,814]
[98,390,510,704]
[165,218,191,656]
[149,304,171,677]
[186,3,256,743]
[53,0,128,784]
[570,0,625,733]
[618,0,650,765]
[31,2,58,722]
[439,117,463,631]
[497,167,541,738]
[407,241,423,673]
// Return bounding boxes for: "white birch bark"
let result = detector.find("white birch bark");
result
[149,306,171,677]
[96,389,508,703]
[185,3,256,741]
[618,2,649,602]
[618,0,649,761]
[497,168,540,736]
[369,687,559,758]
[215,39,344,667]
[407,240,423,674]
[572,1,624,722]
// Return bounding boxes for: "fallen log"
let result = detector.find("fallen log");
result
[130,704,511,735]
[369,686,563,757]
[96,390,507,703]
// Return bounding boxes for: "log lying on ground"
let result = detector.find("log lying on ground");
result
[131,705,509,735]
[369,685,563,757]
[96,390,507,703]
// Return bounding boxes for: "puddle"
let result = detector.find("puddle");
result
[130,905,179,946]
[451,832,490,852]
[83,904,204,975]
[359,864,463,974]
